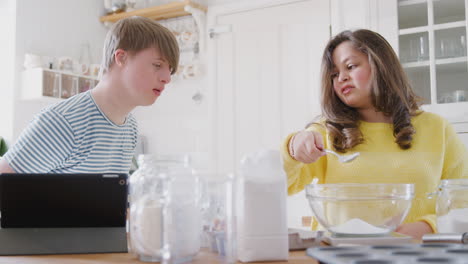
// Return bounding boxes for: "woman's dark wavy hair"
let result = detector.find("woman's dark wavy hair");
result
[320,29,421,152]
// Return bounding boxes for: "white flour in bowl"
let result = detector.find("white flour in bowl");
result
[330,218,389,235]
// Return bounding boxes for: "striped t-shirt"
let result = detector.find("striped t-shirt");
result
[5,91,138,174]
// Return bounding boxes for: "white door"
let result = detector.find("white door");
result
[212,0,331,173]
[211,0,330,228]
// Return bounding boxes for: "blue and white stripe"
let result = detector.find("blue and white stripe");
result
[5,91,138,174]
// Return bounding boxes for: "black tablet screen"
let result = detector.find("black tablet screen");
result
[0,173,128,228]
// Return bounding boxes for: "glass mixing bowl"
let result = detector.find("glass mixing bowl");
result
[305,183,414,237]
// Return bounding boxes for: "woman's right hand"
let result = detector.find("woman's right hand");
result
[289,130,326,163]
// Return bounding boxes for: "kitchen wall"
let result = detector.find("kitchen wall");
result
[132,75,214,169]
[10,0,107,141]
[0,0,16,142]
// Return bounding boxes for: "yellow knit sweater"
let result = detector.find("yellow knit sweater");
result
[281,112,468,232]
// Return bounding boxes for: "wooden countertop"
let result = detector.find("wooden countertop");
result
[0,250,317,264]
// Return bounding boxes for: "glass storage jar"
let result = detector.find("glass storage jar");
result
[198,172,236,264]
[436,179,468,233]
[128,155,172,262]
[167,169,202,263]
[129,154,201,263]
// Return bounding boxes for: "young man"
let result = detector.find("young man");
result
[0,16,179,174]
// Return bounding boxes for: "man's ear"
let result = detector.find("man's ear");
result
[114,49,127,67]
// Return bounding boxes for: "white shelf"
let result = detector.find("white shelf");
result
[433,20,466,30]
[399,21,466,35]
[404,57,468,70]
[100,1,207,58]
[42,68,99,81]
[402,60,430,68]
[435,56,467,65]
[398,0,427,7]
[99,0,206,23]
[399,26,429,35]
[436,59,468,75]
[21,68,98,101]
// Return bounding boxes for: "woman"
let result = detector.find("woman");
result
[282,29,468,239]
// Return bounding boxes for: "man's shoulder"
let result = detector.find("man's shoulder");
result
[27,92,94,133]
[47,91,92,115]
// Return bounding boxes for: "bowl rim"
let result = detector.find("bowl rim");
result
[306,183,414,187]
[305,183,415,200]
[439,179,468,188]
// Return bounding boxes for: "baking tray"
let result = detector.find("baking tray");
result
[307,243,468,264]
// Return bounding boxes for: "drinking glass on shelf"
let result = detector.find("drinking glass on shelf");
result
[437,93,454,104]
[443,38,456,58]
[416,35,428,61]
[437,35,463,58]
[453,90,466,102]
[458,35,466,57]
[409,35,428,62]
[437,39,445,58]
[419,35,429,61]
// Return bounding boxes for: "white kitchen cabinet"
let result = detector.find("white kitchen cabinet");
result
[21,68,97,101]
[395,0,468,123]
[335,0,468,125]
[396,0,468,149]
[364,0,468,147]
[398,0,467,105]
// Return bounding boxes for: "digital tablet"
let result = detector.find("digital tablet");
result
[0,173,128,228]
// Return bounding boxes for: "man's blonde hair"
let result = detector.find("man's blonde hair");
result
[101,16,179,74]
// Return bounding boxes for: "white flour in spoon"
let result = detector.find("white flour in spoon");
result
[330,218,389,235]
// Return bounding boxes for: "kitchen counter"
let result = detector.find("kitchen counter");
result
[0,249,317,264]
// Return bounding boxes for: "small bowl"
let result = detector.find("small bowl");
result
[305,183,414,237]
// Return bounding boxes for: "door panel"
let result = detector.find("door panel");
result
[214,0,330,173]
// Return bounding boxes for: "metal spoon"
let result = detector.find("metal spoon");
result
[323,149,360,163]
